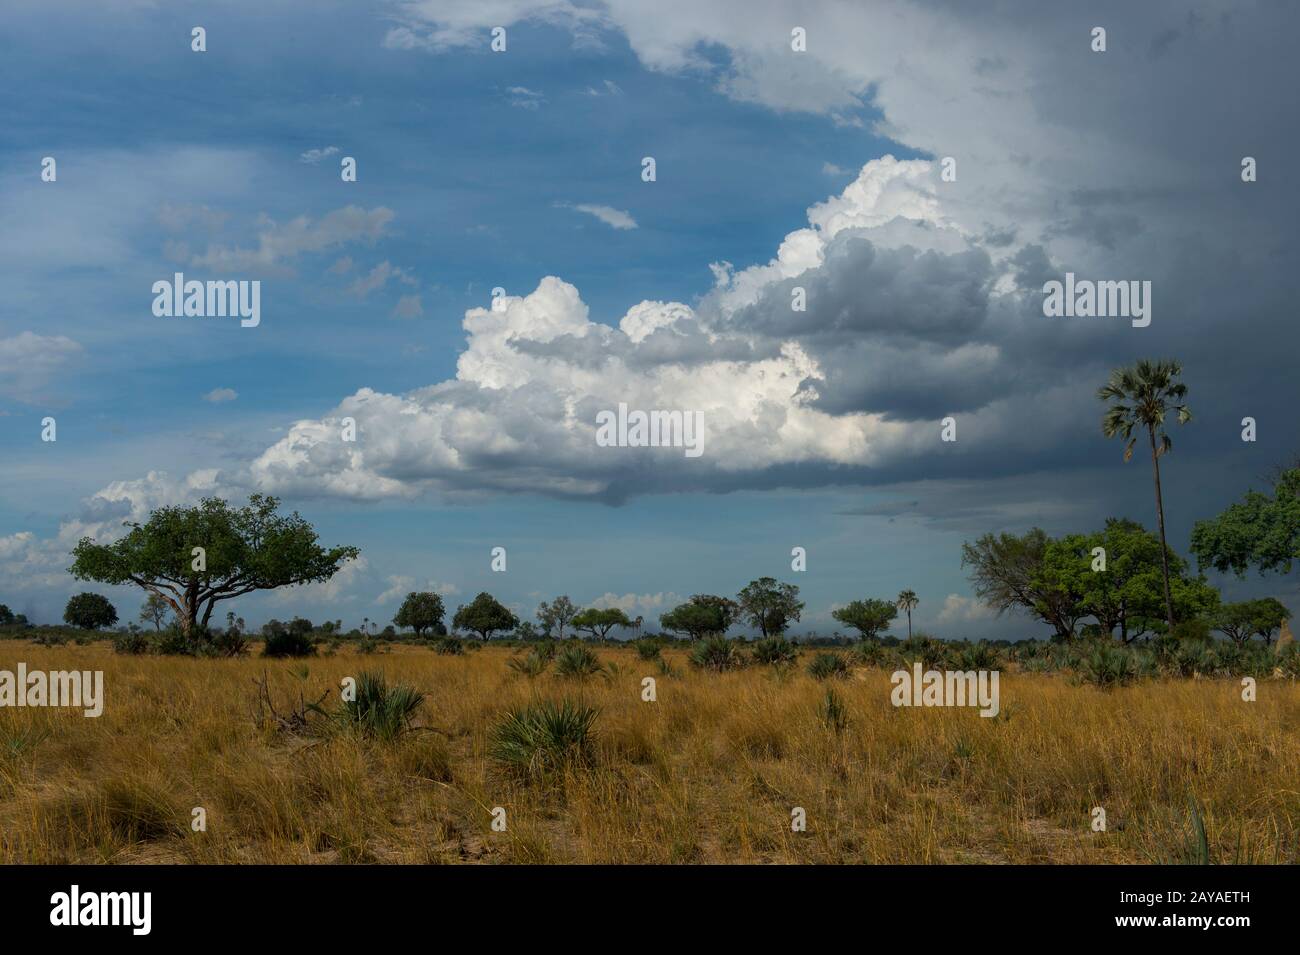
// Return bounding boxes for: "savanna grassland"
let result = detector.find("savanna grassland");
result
[2,639,1298,864]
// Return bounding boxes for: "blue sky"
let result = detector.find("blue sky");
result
[2,1,1297,636]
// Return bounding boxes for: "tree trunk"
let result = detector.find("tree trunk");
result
[1149,427,1176,629]
[906,610,912,639]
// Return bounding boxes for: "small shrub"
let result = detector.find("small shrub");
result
[211,628,250,658]
[633,638,662,661]
[954,640,999,670]
[507,649,550,678]
[899,634,945,670]
[752,636,797,666]
[807,651,849,681]
[432,637,465,656]
[853,639,888,667]
[818,687,849,733]
[554,644,604,679]
[262,628,316,658]
[1079,642,1136,687]
[1168,640,1213,678]
[688,636,746,672]
[112,631,151,655]
[153,627,198,656]
[328,671,424,741]
[489,699,598,781]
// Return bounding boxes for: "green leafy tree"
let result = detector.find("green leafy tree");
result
[452,592,519,641]
[64,592,118,630]
[69,494,359,638]
[572,607,632,640]
[139,592,172,631]
[1213,598,1291,645]
[659,594,738,640]
[0,604,14,627]
[1192,467,1300,579]
[736,577,804,636]
[1038,519,1218,643]
[895,589,919,639]
[537,595,577,639]
[1097,359,1192,628]
[832,598,897,641]
[393,591,446,638]
[961,528,1082,639]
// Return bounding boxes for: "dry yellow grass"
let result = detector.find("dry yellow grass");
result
[1,639,1297,864]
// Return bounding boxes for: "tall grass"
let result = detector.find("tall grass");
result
[1,639,1297,864]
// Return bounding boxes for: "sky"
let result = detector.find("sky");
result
[1,0,1298,638]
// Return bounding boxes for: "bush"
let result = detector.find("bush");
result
[818,687,849,733]
[507,649,550,678]
[853,639,889,667]
[211,628,250,657]
[688,636,746,672]
[328,671,424,741]
[432,637,465,656]
[954,640,999,670]
[1167,640,1213,678]
[489,699,598,781]
[1078,642,1137,687]
[806,651,849,681]
[112,631,151,655]
[153,626,199,656]
[262,628,316,658]
[633,638,662,661]
[898,634,946,669]
[554,644,604,679]
[752,636,798,665]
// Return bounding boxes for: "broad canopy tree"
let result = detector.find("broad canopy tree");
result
[69,494,360,639]
[963,520,1218,642]
[736,578,804,637]
[1037,519,1218,643]
[572,606,632,640]
[832,598,897,641]
[660,594,738,640]
[1192,466,1300,578]
[394,591,446,638]
[64,592,118,630]
[1213,598,1291,645]
[452,592,519,640]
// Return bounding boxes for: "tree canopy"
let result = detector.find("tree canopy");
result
[452,592,519,640]
[394,592,446,638]
[1192,467,1300,578]
[832,598,897,640]
[69,494,359,637]
[572,607,632,640]
[1213,598,1291,645]
[64,592,118,630]
[660,594,737,640]
[735,578,803,636]
[537,595,577,639]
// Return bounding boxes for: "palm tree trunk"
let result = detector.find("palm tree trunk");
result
[1148,427,1175,628]
[907,609,912,639]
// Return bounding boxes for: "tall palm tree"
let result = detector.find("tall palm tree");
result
[896,589,919,639]
[1097,359,1191,629]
